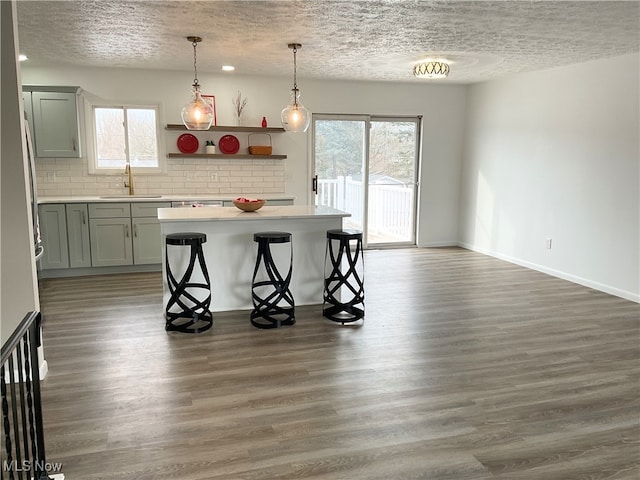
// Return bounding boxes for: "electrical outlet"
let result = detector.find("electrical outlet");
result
[546,238,552,249]
[46,171,56,183]
[209,172,218,182]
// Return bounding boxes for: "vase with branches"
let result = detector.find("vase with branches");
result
[232,90,248,126]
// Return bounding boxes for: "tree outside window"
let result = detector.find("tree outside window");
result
[94,106,159,170]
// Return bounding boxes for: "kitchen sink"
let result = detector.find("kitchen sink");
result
[99,195,163,199]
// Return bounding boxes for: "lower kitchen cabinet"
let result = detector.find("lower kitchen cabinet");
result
[132,218,162,264]
[89,203,133,267]
[65,203,91,267]
[38,204,69,269]
[88,202,169,267]
[132,203,168,264]
[89,217,134,267]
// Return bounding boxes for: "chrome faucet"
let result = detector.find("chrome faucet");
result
[124,163,134,195]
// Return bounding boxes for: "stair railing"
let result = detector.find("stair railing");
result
[1,311,52,480]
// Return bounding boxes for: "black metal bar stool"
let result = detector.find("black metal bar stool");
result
[323,229,365,324]
[251,231,295,329]
[165,232,213,333]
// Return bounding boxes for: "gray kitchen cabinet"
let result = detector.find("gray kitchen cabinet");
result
[38,204,69,269]
[88,202,131,219]
[89,217,133,267]
[131,202,169,265]
[89,203,133,267]
[23,87,81,158]
[132,218,162,264]
[65,203,91,268]
[88,202,169,267]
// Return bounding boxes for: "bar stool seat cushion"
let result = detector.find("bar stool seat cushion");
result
[253,231,291,243]
[166,232,207,245]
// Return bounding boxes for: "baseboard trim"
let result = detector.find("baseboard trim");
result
[420,241,459,248]
[38,263,161,279]
[458,242,639,303]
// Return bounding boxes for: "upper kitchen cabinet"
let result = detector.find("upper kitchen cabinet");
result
[23,86,82,158]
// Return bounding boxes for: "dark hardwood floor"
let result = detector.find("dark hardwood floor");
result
[37,247,640,479]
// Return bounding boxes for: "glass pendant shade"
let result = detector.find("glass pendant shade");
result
[181,84,213,130]
[281,90,310,132]
[281,43,310,133]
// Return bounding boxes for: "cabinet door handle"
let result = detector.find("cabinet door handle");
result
[125,224,130,238]
[72,138,77,152]
[133,224,138,238]
[82,211,86,225]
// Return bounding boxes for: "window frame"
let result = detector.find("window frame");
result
[87,102,165,175]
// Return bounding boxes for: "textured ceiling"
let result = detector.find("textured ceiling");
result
[16,0,640,84]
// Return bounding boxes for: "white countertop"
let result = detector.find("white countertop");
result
[158,205,350,223]
[38,194,294,204]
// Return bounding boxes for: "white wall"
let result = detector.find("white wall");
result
[459,53,640,301]
[304,79,467,246]
[1,1,40,342]
[20,66,468,247]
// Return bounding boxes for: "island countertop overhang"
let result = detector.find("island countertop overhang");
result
[157,205,350,223]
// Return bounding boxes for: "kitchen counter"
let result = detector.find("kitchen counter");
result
[157,205,348,222]
[38,194,294,204]
[159,205,350,312]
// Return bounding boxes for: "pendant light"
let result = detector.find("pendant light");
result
[181,36,214,130]
[281,43,310,133]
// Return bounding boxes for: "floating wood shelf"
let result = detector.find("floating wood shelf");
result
[165,124,285,133]
[167,153,287,159]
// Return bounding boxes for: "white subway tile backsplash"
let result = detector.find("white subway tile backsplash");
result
[35,156,285,196]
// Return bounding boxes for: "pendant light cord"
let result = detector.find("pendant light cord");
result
[292,45,299,106]
[192,39,200,87]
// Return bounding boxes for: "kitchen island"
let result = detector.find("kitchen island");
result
[158,205,350,312]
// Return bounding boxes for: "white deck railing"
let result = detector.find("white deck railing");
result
[316,176,414,242]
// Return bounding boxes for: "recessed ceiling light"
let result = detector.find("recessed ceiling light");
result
[19,54,28,62]
[222,65,235,72]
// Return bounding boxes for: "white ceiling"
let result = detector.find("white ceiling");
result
[16,0,640,84]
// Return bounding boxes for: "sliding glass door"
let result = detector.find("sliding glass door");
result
[312,115,420,247]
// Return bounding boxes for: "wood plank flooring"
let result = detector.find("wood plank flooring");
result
[36,247,640,479]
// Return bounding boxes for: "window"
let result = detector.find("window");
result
[90,105,161,173]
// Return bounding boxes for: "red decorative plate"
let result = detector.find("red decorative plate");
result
[218,134,240,154]
[177,133,199,154]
